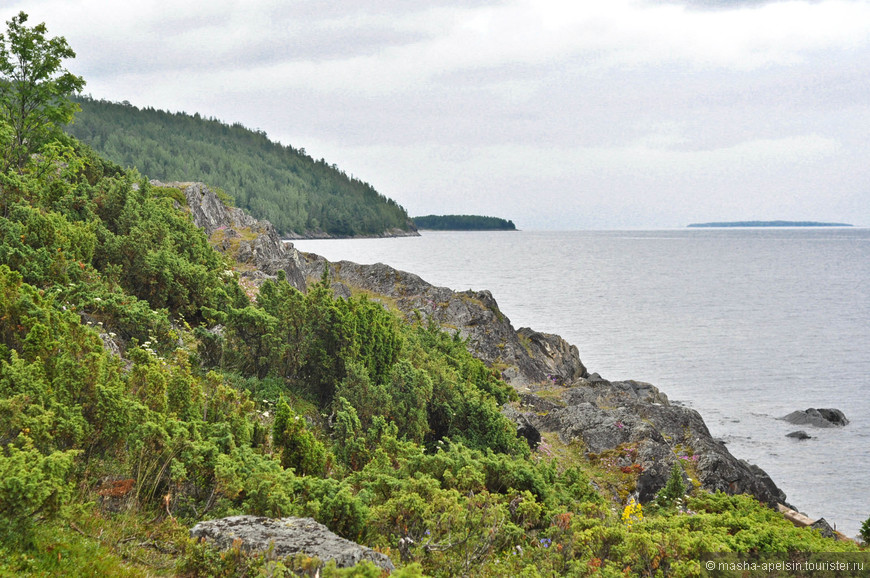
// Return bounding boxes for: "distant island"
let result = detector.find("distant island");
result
[688,220,853,228]
[413,214,517,231]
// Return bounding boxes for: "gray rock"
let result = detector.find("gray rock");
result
[190,515,395,571]
[513,413,542,450]
[786,430,812,440]
[782,408,849,428]
[301,257,589,386]
[516,327,587,383]
[810,518,836,539]
[159,181,308,291]
[510,376,789,507]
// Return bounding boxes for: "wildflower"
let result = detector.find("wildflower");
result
[622,498,643,527]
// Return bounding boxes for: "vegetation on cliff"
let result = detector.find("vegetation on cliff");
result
[65,97,416,238]
[0,12,865,577]
[413,215,516,231]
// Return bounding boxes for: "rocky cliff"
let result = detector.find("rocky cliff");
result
[162,181,308,291]
[183,181,790,510]
[300,256,587,387]
[505,377,788,506]
[296,255,788,508]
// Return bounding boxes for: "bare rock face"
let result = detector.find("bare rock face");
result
[516,327,587,384]
[300,256,588,386]
[154,181,308,291]
[506,376,789,507]
[190,515,395,572]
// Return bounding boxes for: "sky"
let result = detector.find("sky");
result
[6,0,870,229]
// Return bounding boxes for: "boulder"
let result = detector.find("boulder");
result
[810,518,837,539]
[190,516,395,572]
[513,413,542,450]
[782,408,849,428]
[786,430,812,440]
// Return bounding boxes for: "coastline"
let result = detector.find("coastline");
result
[291,228,870,539]
[184,183,864,541]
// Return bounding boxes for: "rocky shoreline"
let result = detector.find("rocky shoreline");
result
[177,181,838,535]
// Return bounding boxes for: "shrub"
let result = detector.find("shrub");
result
[0,441,78,547]
[655,461,687,509]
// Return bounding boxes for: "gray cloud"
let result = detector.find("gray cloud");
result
[5,0,870,228]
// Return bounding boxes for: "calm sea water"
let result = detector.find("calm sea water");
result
[293,229,870,538]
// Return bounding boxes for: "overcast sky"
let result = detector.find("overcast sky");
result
[8,0,870,229]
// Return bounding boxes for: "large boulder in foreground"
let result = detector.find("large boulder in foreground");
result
[782,408,849,428]
[190,515,395,572]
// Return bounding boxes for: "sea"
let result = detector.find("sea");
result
[292,228,870,539]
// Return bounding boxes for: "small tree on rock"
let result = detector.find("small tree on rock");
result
[0,11,85,171]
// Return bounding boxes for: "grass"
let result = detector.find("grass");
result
[0,508,185,577]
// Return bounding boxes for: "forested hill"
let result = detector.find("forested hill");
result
[66,97,416,238]
[413,214,516,231]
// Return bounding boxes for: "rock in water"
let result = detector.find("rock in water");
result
[782,408,849,428]
[785,430,812,440]
[190,516,395,571]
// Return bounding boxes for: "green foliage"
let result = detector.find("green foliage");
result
[0,35,861,574]
[67,97,415,237]
[0,441,78,547]
[861,515,870,544]
[0,12,86,171]
[272,399,327,477]
[655,461,688,509]
[413,214,516,231]
[93,178,244,321]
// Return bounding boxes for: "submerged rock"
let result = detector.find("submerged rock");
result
[782,408,849,428]
[190,516,395,571]
[786,430,812,440]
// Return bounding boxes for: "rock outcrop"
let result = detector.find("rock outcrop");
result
[157,181,308,291]
[505,376,789,507]
[190,516,395,571]
[782,408,849,428]
[301,256,587,386]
